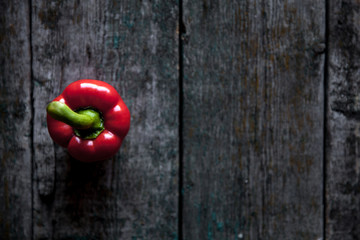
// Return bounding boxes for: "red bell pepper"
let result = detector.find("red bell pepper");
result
[46,79,130,162]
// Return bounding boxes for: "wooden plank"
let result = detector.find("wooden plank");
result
[32,0,179,239]
[182,0,325,239]
[0,1,32,239]
[327,1,360,239]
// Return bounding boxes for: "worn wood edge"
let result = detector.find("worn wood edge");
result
[326,0,360,239]
[0,1,33,239]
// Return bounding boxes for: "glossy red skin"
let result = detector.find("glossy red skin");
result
[47,79,130,162]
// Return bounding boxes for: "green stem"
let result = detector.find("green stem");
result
[47,101,104,139]
[47,101,94,129]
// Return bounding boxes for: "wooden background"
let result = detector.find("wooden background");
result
[0,0,359,239]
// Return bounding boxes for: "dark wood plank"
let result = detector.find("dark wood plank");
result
[0,1,32,239]
[182,0,325,239]
[32,0,179,239]
[327,1,360,239]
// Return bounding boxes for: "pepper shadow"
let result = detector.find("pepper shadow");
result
[52,148,119,232]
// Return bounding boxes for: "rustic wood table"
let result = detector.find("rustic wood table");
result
[0,0,359,239]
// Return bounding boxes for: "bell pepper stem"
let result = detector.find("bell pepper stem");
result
[47,101,96,129]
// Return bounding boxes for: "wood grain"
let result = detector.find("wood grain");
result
[32,0,179,239]
[182,0,325,239]
[0,1,32,239]
[327,0,360,239]
[3,1,360,239]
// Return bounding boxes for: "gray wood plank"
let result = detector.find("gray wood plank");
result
[182,0,325,239]
[32,0,179,239]
[327,1,360,239]
[0,1,32,239]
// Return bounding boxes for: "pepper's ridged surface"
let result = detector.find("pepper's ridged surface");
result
[46,79,130,162]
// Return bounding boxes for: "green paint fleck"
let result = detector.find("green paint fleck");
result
[217,221,224,232]
[123,15,134,29]
[132,236,144,240]
[211,212,217,221]
[208,222,213,240]
[194,203,202,224]
[113,36,119,49]
[211,211,224,232]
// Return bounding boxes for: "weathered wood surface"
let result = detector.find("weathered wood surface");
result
[0,1,32,239]
[31,0,179,239]
[182,0,325,239]
[2,0,360,239]
[326,1,360,239]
